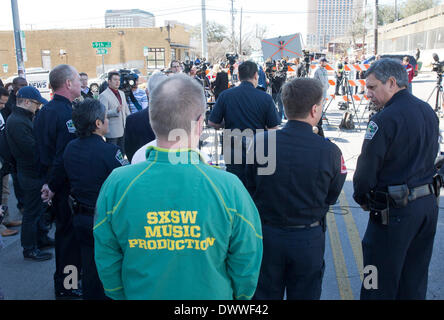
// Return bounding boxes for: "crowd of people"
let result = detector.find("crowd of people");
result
[0,51,439,301]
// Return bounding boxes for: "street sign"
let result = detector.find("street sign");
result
[2,64,8,73]
[21,31,27,62]
[143,46,149,56]
[92,41,111,48]
[96,48,108,55]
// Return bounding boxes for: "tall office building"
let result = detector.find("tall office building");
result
[105,9,155,28]
[306,0,363,51]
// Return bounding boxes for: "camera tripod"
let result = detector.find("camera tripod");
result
[426,73,443,114]
[322,71,363,131]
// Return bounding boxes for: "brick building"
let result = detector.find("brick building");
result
[0,25,193,78]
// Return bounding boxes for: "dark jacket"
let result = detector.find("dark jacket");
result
[6,106,40,178]
[353,89,439,205]
[123,108,155,162]
[64,134,125,207]
[246,120,346,226]
[34,94,76,193]
[1,91,16,121]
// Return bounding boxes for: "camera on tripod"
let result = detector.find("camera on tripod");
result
[300,50,313,77]
[226,53,238,66]
[432,53,444,75]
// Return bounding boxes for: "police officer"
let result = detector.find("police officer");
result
[353,59,439,300]
[63,98,127,300]
[34,64,83,299]
[246,78,346,300]
[208,61,280,185]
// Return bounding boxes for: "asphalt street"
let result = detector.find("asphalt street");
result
[0,71,443,300]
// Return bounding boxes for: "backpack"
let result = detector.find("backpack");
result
[339,112,355,130]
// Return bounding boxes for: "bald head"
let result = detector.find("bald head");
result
[50,64,77,91]
[149,74,206,139]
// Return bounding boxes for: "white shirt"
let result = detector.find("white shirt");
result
[131,139,211,164]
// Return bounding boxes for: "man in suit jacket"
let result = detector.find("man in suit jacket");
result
[99,71,130,153]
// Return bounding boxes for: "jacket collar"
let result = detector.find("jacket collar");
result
[385,88,409,108]
[284,120,314,132]
[145,146,208,165]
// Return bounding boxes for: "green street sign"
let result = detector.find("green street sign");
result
[96,48,108,55]
[93,41,111,48]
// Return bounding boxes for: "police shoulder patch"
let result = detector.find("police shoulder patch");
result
[66,119,76,133]
[115,150,129,166]
[364,121,379,140]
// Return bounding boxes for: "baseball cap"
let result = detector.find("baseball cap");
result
[17,86,48,104]
[320,57,328,63]
[17,86,48,105]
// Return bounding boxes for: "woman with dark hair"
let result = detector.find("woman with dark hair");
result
[63,98,128,300]
[211,63,229,100]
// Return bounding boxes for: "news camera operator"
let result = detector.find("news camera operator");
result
[270,60,287,123]
[124,73,148,114]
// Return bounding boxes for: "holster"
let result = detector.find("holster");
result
[366,191,390,226]
[433,174,442,198]
[68,195,78,215]
[387,184,409,208]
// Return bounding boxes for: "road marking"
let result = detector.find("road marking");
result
[326,209,354,300]
[339,191,364,282]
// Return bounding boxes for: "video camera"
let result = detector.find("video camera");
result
[183,60,194,74]
[119,69,139,94]
[432,53,444,75]
[300,50,313,77]
[226,53,238,66]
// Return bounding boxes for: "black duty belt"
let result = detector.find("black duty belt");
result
[265,220,321,229]
[407,184,435,202]
[68,195,95,216]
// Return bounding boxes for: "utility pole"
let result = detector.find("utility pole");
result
[394,0,398,21]
[374,0,378,55]
[11,0,25,78]
[201,0,208,60]
[231,0,236,53]
[239,8,243,56]
[363,0,367,54]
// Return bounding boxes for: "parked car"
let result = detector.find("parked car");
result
[364,54,418,76]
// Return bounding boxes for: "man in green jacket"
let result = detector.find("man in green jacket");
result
[94,74,263,300]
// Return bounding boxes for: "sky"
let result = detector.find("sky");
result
[0,0,442,41]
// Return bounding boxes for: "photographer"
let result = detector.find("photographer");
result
[271,60,287,123]
[126,74,148,114]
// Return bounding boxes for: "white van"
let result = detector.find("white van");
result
[5,68,51,101]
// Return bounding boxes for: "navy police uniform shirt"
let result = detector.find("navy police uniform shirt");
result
[34,94,77,193]
[63,134,128,207]
[246,120,346,226]
[353,89,439,205]
[209,81,279,131]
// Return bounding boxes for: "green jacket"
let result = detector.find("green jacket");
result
[94,147,263,300]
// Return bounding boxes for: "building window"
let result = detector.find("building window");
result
[146,48,165,69]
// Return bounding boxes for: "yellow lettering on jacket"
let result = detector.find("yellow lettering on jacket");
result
[171,211,180,223]
[146,212,158,224]
[145,226,162,238]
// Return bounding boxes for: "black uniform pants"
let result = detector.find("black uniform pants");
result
[53,187,82,293]
[360,194,438,300]
[253,223,326,300]
[16,172,48,253]
[73,213,107,300]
